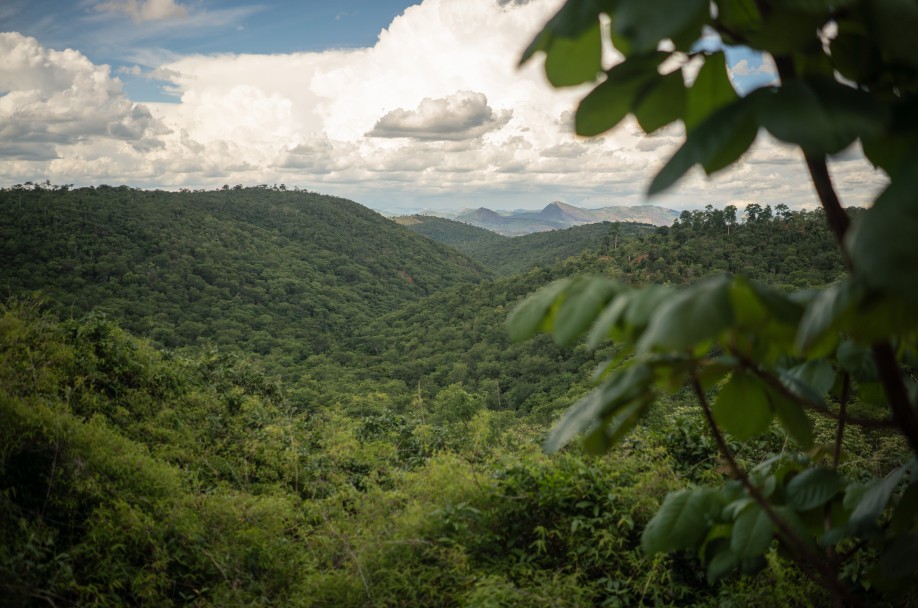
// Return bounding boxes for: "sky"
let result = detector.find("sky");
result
[0,0,888,213]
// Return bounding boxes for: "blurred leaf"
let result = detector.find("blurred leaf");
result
[713,372,773,440]
[576,53,667,136]
[716,0,762,41]
[706,543,740,583]
[846,155,918,309]
[786,468,843,511]
[587,292,632,347]
[786,359,835,397]
[614,0,708,54]
[685,52,738,133]
[521,0,607,64]
[769,389,815,449]
[638,275,733,352]
[873,534,918,584]
[649,97,757,194]
[582,396,650,454]
[746,9,824,54]
[554,277,621,346]
[633,70,686,133]
[642,488,723,554]
[869,0,918,69]
[731,503,774,558]
[545,23,604,87]
[507,278,571,341]
[771,0,858,11]
[848,464,909,530]
[544,364,653,452]
[755,81,886,156]
[795,280,865,353]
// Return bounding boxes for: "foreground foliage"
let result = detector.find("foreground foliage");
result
[517,0,918,603]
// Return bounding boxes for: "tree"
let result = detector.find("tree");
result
[513,0,918,604]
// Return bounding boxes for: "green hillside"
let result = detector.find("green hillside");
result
[0,188,899,607]
[461,221,654,275]
[0,185,486,378]
[399,215,655,275]
[393,214,506,250]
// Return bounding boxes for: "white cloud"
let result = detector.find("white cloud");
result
[368,91,512,140]
[0,0,888,212]
[93,0,189,23]
[0,33,168,154]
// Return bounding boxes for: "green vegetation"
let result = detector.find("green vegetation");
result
[402,216,655,276]
[516,0,918,604]
[1,177,904,606]
[0,185,485,379]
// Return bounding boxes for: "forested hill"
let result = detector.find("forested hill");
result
[316,206,849,421]
[0,185,486,376]
[398,215,655,275]
[572,205,850,289]
[394,214,506,250]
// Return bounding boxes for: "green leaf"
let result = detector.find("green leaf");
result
[873,534,918,583]
[869,0,918,69]
[649,97,758,194]
[716,0,762,42]
[622,284,673,330]
[642,488,722,554]
[848,465,909,530]
[861,99,918,176]
[706,543,740,583]
[729,277,769,328]
[544,364,653,453]
[785,359,835,397]
[795,280,865,353]
[731,503,774,558]
[770,0,858,12]
[575,54,666,136]
[890,483,918,535]
[685,52,738,133]
[614,0,708,54]
[846,154,918,310]
[638,275,733,353]
[582,396,651,454]
[755,81,886,156]
[553,277,621,346]
[545,23,604,87]
[633,70,686,134]
[786,468,843,511]
[713,372,773,440]
[836,340,876,378]
[586,292,632,347]
[769,389,814,449]
[746,9,824,55]
[520,0,607,64]
[506,278,571,341]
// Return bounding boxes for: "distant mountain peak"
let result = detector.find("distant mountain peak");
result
[460,207,506,224]
[441,202,678,236]
[540,201,591,222]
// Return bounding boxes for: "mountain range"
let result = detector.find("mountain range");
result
[427,201,679,236]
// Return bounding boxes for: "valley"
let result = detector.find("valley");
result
[3,184,897,607]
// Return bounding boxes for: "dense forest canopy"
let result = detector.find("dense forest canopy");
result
[3,180,905,606]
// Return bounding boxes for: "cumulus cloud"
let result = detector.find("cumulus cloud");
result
[93,0,189,23]
[0,32,168,157]
[367,91,511,140]
[0,0,887,212]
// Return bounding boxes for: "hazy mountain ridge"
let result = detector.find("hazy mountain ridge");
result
[398,215,656,275]
[434,201,679,235]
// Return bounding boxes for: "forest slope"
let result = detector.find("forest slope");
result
[0,185,486,377]
[398,215,655,275]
